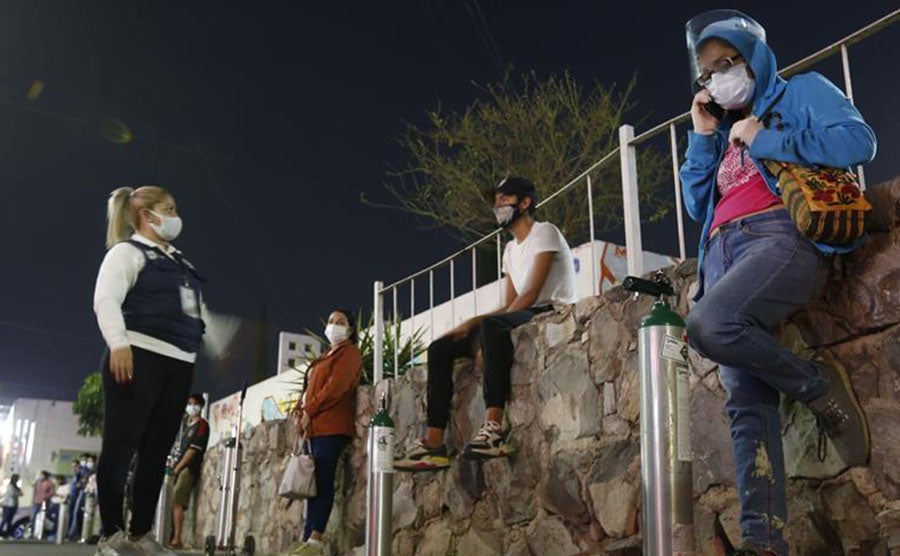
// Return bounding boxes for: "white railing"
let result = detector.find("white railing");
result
[372,8,900,383]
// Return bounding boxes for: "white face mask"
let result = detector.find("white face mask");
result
[706,63,756,110]
[185,404,201,417]
[493,204,523,227]
[325,323,349,345]
[79,460,87,467]
[85,461,94,470]
[149,211,183,242]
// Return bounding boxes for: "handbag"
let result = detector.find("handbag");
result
[278,436,317,500]
[760,95,871,245]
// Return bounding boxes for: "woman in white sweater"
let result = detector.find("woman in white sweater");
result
[92,186,206,556]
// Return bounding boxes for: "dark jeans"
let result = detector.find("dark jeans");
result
[686,210,829,556]
[97,346,194,537]
[425,308,550,429]
[0,505,16,537]
[304,435,350,540]
[67,490,85,539]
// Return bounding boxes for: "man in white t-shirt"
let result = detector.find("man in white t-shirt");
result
[396,177,577,471]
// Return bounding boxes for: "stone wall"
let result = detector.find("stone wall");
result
[189,177,900,556]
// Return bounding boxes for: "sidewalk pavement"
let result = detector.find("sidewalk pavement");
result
[0,539,200,555]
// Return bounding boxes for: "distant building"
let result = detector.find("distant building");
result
[276,332,321,375]
[0,398,101,506]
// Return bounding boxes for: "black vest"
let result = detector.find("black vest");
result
[121,240,206,353]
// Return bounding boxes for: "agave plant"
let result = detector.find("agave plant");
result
[302,309,427,388]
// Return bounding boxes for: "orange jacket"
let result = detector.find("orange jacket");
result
[300,343,362,438]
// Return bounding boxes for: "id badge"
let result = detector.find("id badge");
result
[180,286,200,318]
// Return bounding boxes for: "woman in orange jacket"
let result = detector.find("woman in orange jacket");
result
[289,309,362,556]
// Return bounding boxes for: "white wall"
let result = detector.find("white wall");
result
[277,332,320,375]
[208,369,304,445]
[0,399,102,505]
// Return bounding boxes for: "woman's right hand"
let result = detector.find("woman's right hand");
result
[292,408,308,435]
[109,347,134,385]
[691,90,720,135]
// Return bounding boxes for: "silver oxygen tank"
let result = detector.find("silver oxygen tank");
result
[365,393,394,556]
[153,456,175,544]
[80,490,97,543]
[624,272,695,556]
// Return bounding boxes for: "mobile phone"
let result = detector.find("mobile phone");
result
[703,100,726,121]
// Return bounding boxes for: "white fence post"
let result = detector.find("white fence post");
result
[586,175,599,296]
[619,124,644,277]
[669,123,687,261]
[373,281,384,384]
[840,42,867,191]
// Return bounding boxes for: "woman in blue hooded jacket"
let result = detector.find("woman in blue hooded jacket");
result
[679,13,876,556]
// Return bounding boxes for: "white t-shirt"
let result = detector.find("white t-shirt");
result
[502,221,577,307]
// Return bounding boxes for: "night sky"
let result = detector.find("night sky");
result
[1,1,897,404]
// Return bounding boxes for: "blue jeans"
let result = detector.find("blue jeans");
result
[686,210,829,556]
[303,435,350,541]
[0,505,16,537]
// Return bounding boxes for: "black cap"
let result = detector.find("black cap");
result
[489,176,538,204]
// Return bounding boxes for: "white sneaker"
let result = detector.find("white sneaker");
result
[133,533,178,556]
[95,531,143,556]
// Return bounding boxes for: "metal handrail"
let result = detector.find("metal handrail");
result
[629,7,900,147]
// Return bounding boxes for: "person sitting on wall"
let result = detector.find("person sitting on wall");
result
[168,393,210,550]
[395,176,577,471]
[286,309,362,556]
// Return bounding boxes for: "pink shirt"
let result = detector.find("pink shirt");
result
[709,142,782,233]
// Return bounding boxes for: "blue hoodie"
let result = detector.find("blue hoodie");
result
[679,24,877,299]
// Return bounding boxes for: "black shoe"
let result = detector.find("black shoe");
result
[806,350,870,467]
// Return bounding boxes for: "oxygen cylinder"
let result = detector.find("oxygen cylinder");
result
[624,272,694,556]
[153,460,174,544]
[81,491,97,543]
[34,500,46,540]
[56,499,67,545]
[365,393,394,556]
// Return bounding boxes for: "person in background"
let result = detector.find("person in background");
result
[168,393,210,550]
[0,474,23,538]
[68,454,95,540]
[283,309,362,556]
[395,177,577,471]
[30,471,54,538]
[93,185,209,556]
[65,459,83,540]
[680,11,876,556]
[48,475,70,539]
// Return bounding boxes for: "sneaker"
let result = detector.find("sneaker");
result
[133,533,178,556]
[95,531,142,556]
[394,440,450,472]
[286,540,327,555]
[462,421,513,460]
[806,350,870,467]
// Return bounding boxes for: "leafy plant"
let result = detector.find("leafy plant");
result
[73,372,103,437]
[302,309,427,387]
[366,70,670,245]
